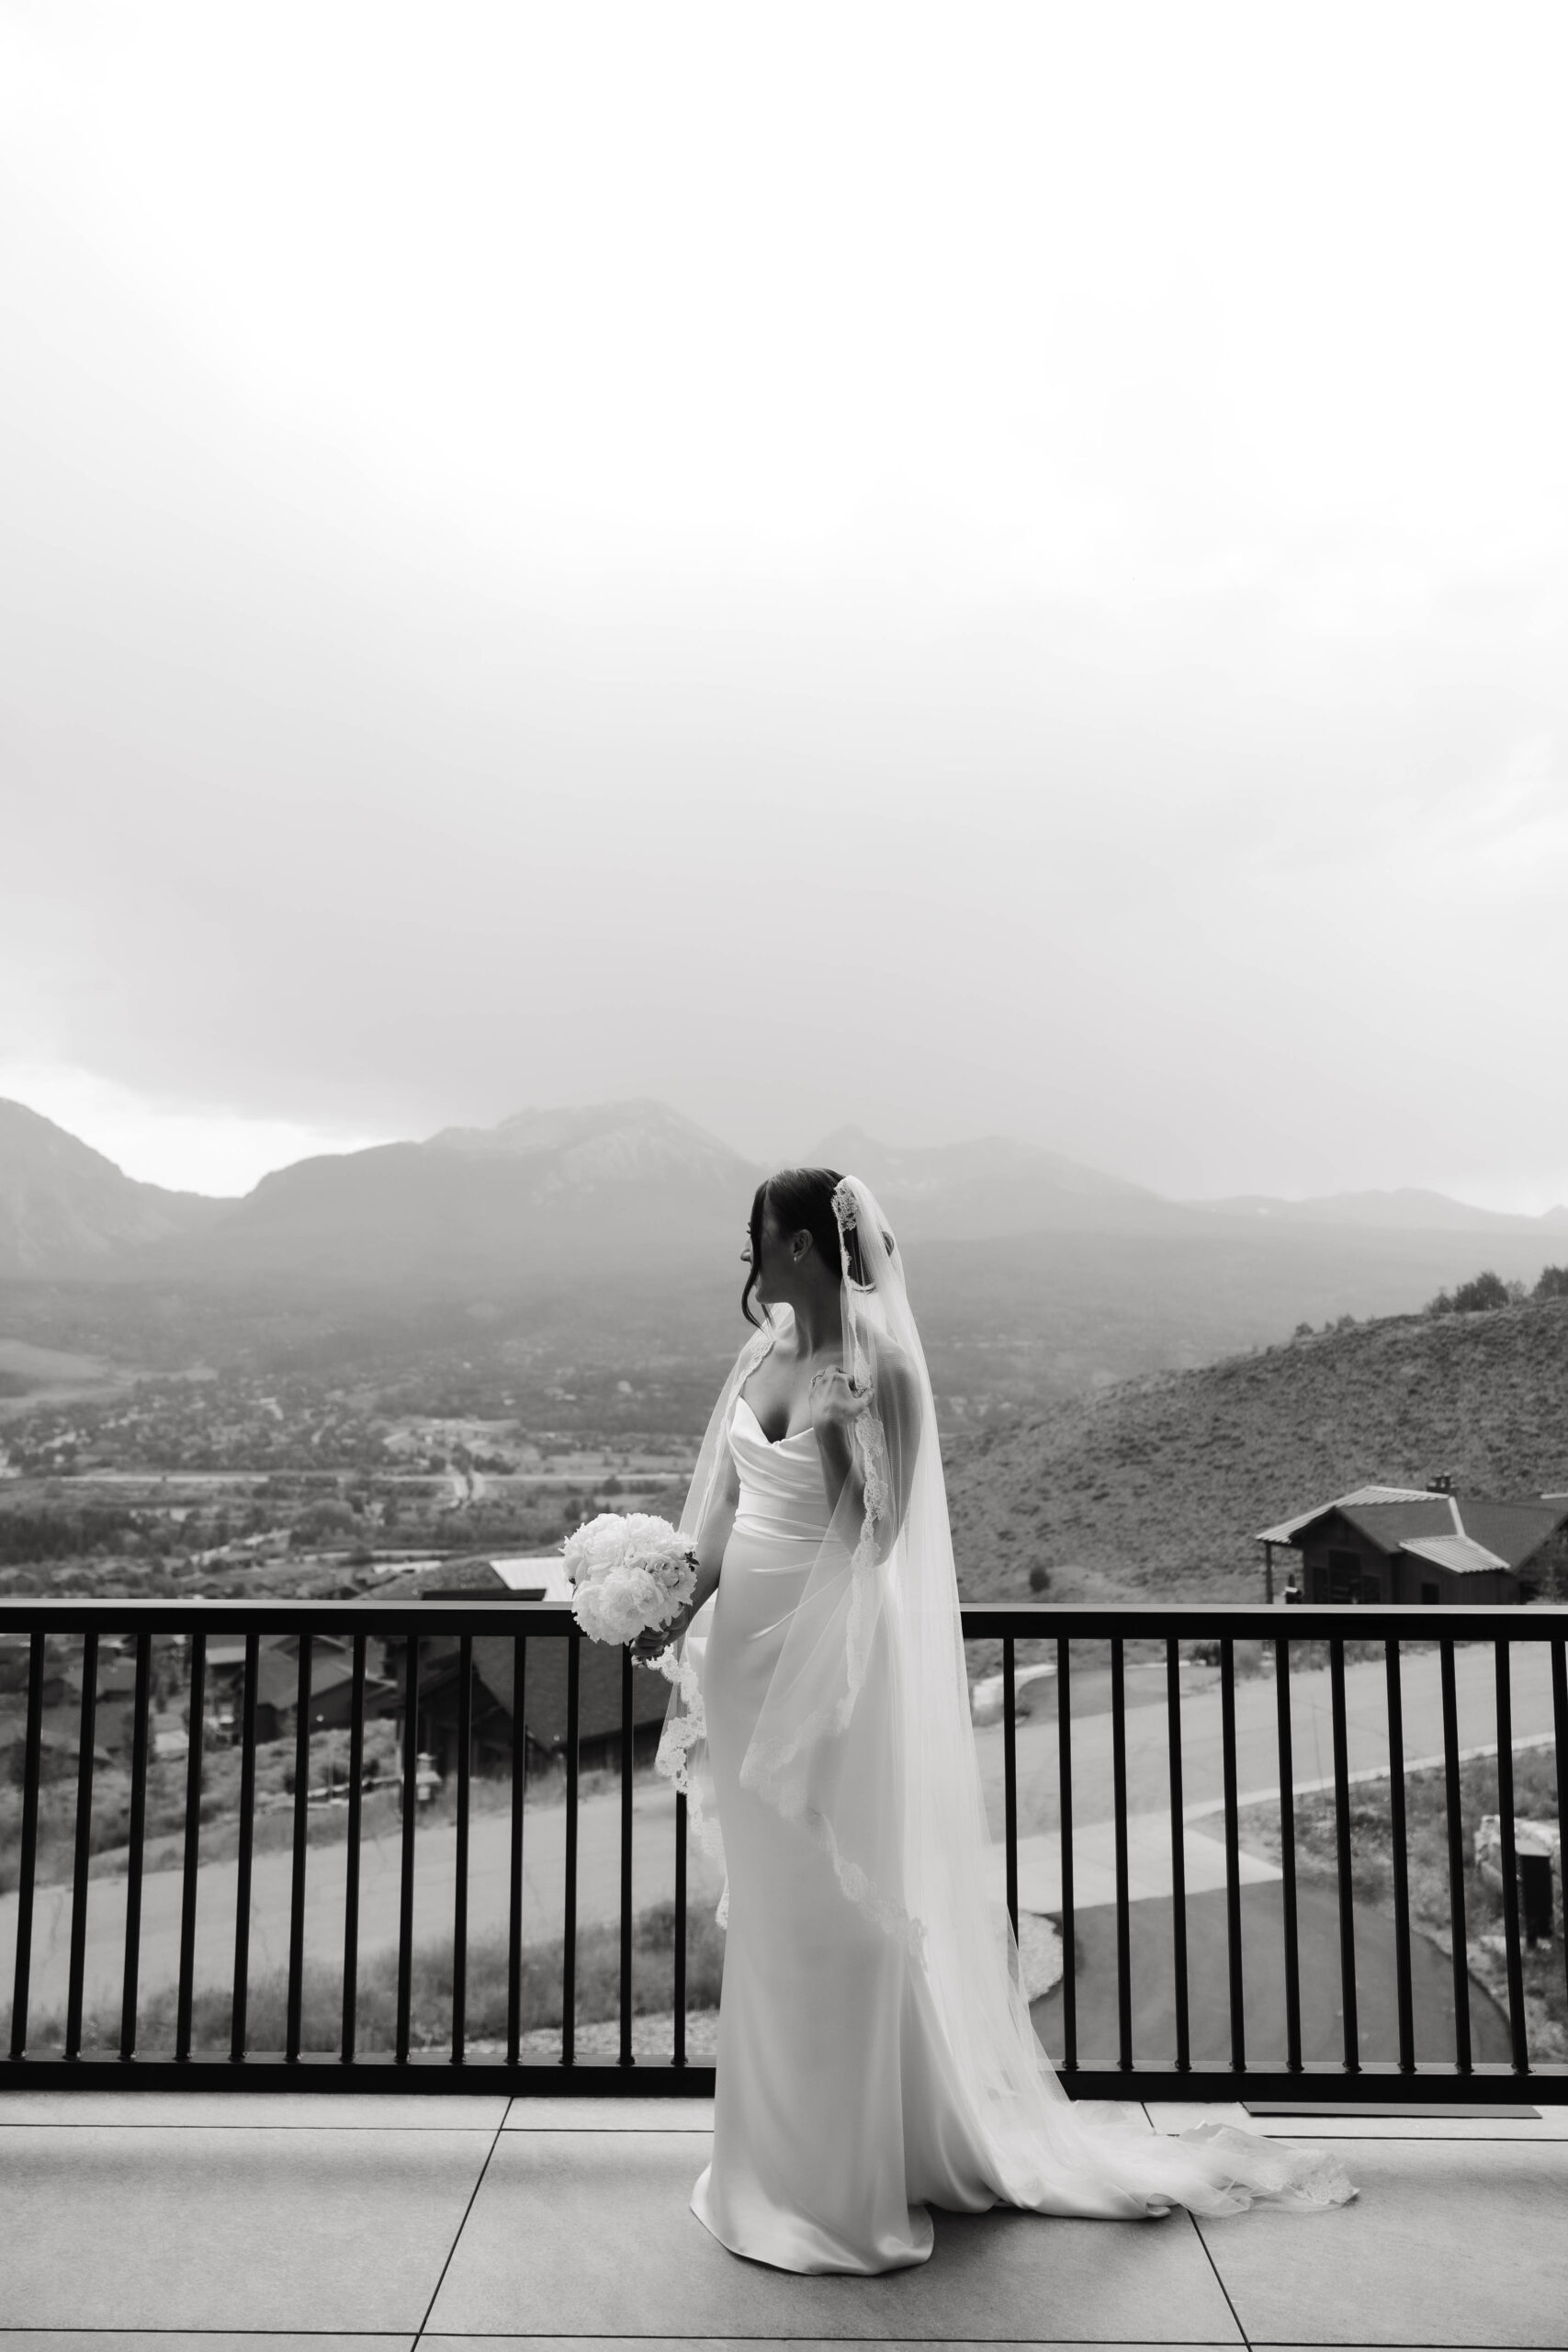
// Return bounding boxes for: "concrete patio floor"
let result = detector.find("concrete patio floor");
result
[1,2090,1565,2349]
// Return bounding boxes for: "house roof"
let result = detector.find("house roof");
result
[1258,1488,1568,1575]
[1400,1532,1510,1577]
[352,1558,668,1743]
[1451,1498,1568,1571]
[372,1628,671,1748]
[1336,1498,1458,1550]
[1256,1487,1446,1544]
[353,1556,520,1602]
[207,1638,367,1713]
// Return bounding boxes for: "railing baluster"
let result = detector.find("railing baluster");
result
[1111,1637,1132,2071]
[65,1629,99,2060]
[619,1645,635,2071]
[1002,1637,1019,1941]
[562,1628,581,2068]
[1384,1639,1415,2073]
[175,1632,206,2062]
[1219,1638,1245,2074]
[673,1789,688,2070]
[396,1634,419,2065]
[286,1634,311,2064]
[1056,1635,1076,2073]
[453,1634,472,2064]
[231,1634,259,2064]
[1439,1635,1472,2072]
[341,1634,366,2064]
[8,1633,45,2060]
[1274,1634,1302,2074]
[506,1634,526,2069]
[119,1634,152,2061]
[1164,1637,1190,2074]
[1553,1638,1568,2016]
[1494,1640,1528,2075]
[1328,1636,1359,2073]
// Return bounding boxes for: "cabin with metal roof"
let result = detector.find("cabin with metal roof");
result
[1255,1483,1568,1605]
[351,1555,671,1778]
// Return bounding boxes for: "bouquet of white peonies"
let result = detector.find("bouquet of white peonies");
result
[561,1511,697,1651]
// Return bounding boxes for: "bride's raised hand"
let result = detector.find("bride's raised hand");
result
[808,1364,872,1442]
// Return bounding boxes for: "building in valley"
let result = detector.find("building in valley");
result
[1256,1483,1568,1605]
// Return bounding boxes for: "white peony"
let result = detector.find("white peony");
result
[562,1511,696,1650]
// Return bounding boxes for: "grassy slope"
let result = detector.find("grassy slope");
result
[944,1295,1568,1602]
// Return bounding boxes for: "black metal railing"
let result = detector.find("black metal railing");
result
[1,1600,1564,2101]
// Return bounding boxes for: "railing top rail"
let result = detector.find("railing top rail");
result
[1,1597,1564,1638]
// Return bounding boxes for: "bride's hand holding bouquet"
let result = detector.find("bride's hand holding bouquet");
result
[561,1511,697,1670]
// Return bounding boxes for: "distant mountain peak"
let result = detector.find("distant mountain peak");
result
[428,1099,745,1163]
[808,1126,1156,1206]
[0,1095,228,1275]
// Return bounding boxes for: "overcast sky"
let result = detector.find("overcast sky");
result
[4,2,1566,1208]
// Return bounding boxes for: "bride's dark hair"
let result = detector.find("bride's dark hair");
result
[743,1165,855,1325]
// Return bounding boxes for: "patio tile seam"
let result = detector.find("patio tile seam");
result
[412,2109,513,2349]
[1185,2210,1252,2352]
[1205,2130,1568,2143]
[0,2120,509,2131]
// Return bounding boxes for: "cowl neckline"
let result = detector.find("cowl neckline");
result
[733,1392,818,1452]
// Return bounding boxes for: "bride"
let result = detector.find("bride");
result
[634,1168,1352,2274]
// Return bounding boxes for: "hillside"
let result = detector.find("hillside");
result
[0,1101,226,1276]
[943,1294,1568,1602]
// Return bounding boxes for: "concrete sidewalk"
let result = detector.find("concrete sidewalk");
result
[1,2089,1564,2346]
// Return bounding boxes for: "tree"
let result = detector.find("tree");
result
[1450,1270,1511,1313]
[1534,1263,1568,1301]
[1427,1269,1512,1315]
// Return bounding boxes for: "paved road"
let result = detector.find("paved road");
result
[2,1643,1554,2039]
[1031,1881,1517,2070]
[971,1640,1560,1832]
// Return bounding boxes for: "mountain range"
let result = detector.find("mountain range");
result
[3,1096,1567,1406]
[4,1093,1564,1284]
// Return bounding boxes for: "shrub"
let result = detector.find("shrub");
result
[1428,1270,1511,1316]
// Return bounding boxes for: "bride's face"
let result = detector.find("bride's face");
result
[741,1207,792,1307]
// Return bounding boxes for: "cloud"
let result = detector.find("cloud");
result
[3,3,1567,1206]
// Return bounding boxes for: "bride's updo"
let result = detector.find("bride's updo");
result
[743,1167,896,1323]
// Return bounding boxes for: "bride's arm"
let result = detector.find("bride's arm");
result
[631,1449,739,1661]
[811,1345,921,1552]
[687,1449,739,1617]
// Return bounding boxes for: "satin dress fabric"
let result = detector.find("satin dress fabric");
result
[692,1395,1005,2273]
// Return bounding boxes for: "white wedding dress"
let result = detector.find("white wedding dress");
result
[694,1393,945,2269]
[666,1180,1353,2276]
